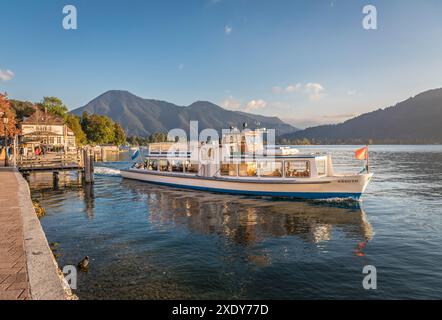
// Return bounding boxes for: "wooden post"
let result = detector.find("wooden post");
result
[53,171,59,189]
[101,147,106,162]
[83,147,94,184]
[89,154,95,183]
[83,148,90,183]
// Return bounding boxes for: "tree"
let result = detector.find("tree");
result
[9,99,36,122]
[113,123,126,146]
[66,114,87,145]
[79,111,127,145]
[126,136,137,146]
[81,113,115,144]
[38,97,68,119]
[0,94,18,136]
[149,132,169,143]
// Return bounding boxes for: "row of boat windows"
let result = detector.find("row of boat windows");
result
[138,159,326,178]
[141,160,199,173]
[221,161,313,178]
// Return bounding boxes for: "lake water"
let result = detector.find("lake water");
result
[29,145,442,299]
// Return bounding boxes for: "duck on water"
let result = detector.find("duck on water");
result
[121,128,373,201]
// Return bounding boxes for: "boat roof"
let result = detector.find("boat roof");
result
[144,153,327,159]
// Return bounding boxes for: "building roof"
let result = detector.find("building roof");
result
[22,108,65,125]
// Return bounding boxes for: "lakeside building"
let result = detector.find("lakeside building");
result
[21,108,76,154]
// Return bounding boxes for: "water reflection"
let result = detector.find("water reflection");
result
[27,171,82,191]
[27,169,373,248]
[83,182,95,219]
[30,146,442,299]
[121,179,373,246]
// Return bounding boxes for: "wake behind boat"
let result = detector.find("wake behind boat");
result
[121,128,373,200]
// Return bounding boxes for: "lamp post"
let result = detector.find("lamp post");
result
[2,114,8,167]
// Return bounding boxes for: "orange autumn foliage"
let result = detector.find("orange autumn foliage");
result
[0,93,18,136]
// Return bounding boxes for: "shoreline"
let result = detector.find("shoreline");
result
[0,167,74,300]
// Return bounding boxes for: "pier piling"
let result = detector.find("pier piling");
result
[83,148,95,184]
[52,171,59,189]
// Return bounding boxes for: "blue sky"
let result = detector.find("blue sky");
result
[1,0,442,128]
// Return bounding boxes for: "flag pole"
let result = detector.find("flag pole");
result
[138,146,143,163]
[366,144,369,173]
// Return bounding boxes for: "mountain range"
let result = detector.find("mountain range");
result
[72,90,298,137]
[71,88,442,144]
[280,88,442,144]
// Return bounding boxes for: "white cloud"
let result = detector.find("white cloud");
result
[305,82,325,101]
[0,70,14,81]
[222,96,241,110]
[224,25,233,35]
[245,99,267,112]
[221,96,267,113]
[347,90,357,96]
[285,83,302,93]
[272,82,325,101]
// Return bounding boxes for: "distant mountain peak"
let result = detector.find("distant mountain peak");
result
[71,90,299,137]
[280,87,442,144]
[99,89,136,96]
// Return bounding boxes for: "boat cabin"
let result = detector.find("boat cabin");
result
[135,129,334,180]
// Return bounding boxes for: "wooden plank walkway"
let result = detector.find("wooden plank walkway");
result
[17,154,84,172]
[0,169,30,300]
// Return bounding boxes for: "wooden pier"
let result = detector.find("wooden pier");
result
[16,149,95,184]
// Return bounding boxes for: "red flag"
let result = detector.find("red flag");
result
[355,146,368,160]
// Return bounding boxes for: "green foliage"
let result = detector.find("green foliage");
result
[9,99,36,122]
[126,132,170,146]
[10,96,126,146]
[81,113,114,144]
[127,136,148,146]
[38,97,69,119]
[148,132,169,143]
[66,114,87,145]
[113,123,126,146]
[80,112,126,145]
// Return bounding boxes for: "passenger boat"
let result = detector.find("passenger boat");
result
[121,129,373,200]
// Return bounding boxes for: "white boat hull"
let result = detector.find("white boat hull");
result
[121,169,373,200]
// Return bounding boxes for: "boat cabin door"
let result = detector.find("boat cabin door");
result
[199,144,219,177]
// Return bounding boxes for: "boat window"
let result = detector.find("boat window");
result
[220,163,238,176]
[239,162,258,177]
[184,161,199,174]
[159,160,172,172]
[285,160,311,178]
[316,159,327,176]
[202,148,214,161]
[259,161,283,178]
[240,137,246,154]
[147,159,158,171]
[171,160,184,173]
